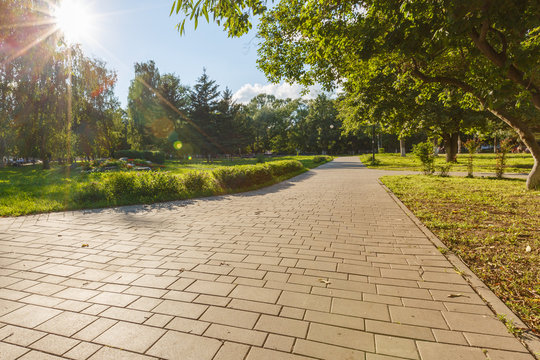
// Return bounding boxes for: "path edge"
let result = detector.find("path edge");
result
[377,179,540,359]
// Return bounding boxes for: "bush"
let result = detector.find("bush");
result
[378,148,385,154]
[412,142,435,175]
[364,155,381,166]
[182,171,215,194]
[72,181,107,203]
[437,164,452,177]
[266,160,304,176]
[114,150,165,164]
[464,139,481,177]
[495,139,513,179]
[213,164,273,189]
[256,154,266,163]
[313,156,331,164]
[213,160,304,190]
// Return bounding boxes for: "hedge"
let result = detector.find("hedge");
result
[114,150,165,164]
[73,160,305,205]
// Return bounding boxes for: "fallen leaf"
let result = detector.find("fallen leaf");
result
[525,245,531,252]
[81,244,89,248]
[318,278,332,285]
[447,293,468,298]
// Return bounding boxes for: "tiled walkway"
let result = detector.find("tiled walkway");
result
[0,157,534,359]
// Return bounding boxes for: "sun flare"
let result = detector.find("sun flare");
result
[53,0,93,44]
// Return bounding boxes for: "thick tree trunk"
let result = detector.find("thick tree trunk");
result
[489,108,540,189]
[442,133,459,162]
[458,135,462,154]
[400,138,406,157]
[42,157,50,170]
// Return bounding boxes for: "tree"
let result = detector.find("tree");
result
[171,0,540,189]
[127,60,162,149]
[188,69,222,156]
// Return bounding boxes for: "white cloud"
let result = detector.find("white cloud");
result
[232,82,323,104]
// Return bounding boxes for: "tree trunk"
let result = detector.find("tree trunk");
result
[42,156,50,170]
[442,133,459,162]
[494,135,497,153]
[458,135,462,154]
[400,138,406,157]
[489,108,540,189]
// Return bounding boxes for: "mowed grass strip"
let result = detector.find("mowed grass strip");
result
[0,156,331,217]
[360,153,534,173]
[381,175,540,334]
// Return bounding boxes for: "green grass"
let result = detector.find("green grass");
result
[381,175,540,334]
[0,156,331,217]
[360,153,534,173]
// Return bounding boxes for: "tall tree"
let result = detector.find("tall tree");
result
[127,60,162,149]
[188,69,221,156]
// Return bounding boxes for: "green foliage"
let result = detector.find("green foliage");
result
[72,181,108,203]
[360,152,534,175]
[213,164,273,189]
[412,142,435,175]
[182,171,215,194]
[464,139,482,177]
[378,148,385,154]
[437,164,452,177]
[312,156,331,164]
[114,150,165,164]
[169,0,540,189]
[256,154,266,163]
[495,139,513,179]
[265,160,304,176]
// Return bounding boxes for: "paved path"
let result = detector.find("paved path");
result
[0,157,534,360]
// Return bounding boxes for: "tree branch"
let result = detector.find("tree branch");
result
[470,27,540,111]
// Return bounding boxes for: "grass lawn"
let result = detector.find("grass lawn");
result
[0,156,330,217]
[360,153,534,173]
[381,175,540,334]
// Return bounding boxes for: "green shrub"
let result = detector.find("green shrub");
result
[412,142,435,175]
[213,164,273,189]
[313,156,331,164]
[364,155,381,166]
[114,150,165,164]
[105,172,138,198]
[266,160,304,176]
[378,148,385,154]
[495,139,513,179]
[464,139,481,177]
[182,171,215,194]
[136,171,183,198]
[437,164,452,177]
[72,181,107,203]
[256,154,266,163]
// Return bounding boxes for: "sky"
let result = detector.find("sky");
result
[72,0,321,106]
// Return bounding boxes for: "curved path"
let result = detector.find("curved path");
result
[0,157,534,360]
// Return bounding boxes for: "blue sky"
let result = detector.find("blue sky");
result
[75,0,318,106]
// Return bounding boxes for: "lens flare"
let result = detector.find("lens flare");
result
[188,156,192,160]
[174,141,183,150]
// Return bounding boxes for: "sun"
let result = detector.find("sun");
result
[53,0,93,45]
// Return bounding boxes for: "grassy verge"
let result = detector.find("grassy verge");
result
[360,153,533,173]
[381,175,540,334]
[0,156,332,217]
